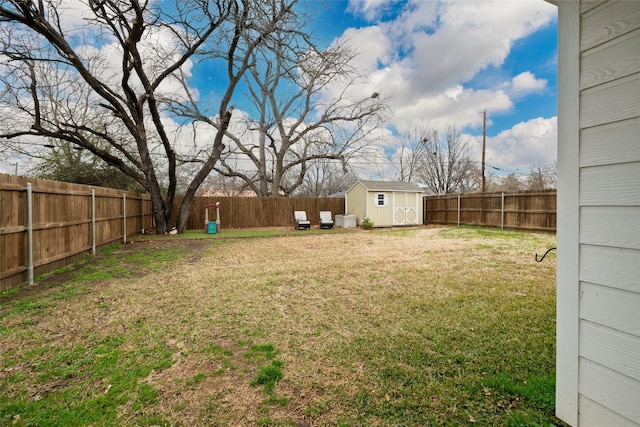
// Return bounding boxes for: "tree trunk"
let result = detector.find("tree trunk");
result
[175,122,228,232]
[149,184,170,234]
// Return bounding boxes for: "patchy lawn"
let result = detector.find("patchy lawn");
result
[0,226,562,426]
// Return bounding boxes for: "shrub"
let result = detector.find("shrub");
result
[361,217,374,230]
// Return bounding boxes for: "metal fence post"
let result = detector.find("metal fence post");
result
[24,183,34,285]
[501,192,505,230]
[91,189,96,256]
[122,193,127,244]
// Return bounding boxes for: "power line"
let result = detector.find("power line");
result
[5,139,530,175]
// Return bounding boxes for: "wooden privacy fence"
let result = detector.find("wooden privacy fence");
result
[0,174,152,290]
[1,173,556,290]
[175,196,346,230]
[423,190,557,232]
[0,174,346,290]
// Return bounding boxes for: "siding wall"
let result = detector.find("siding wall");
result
[345,182,367,224]
[366,190,391,226]
[558,1,640,425]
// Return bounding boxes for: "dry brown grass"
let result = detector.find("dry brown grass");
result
[1,226,558,426]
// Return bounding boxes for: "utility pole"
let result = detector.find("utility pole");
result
[481,109,486,192]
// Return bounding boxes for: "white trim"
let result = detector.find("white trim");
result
[555,1,580,425]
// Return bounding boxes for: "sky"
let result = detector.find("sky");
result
[1,0,559,181]
[307,0,558,178]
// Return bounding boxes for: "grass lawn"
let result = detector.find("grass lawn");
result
[0,225,562,426]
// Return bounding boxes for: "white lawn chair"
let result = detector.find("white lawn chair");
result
[319,211,334,229]
[294,211,311,230]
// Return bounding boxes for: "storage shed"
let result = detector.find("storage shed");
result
[345,180,423,227]
[552,1,640,426]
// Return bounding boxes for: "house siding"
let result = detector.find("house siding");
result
[557,1,640,425]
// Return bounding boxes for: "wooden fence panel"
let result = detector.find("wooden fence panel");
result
[178,196,346,230]
[0,174,152,290]
[424,191,556,232]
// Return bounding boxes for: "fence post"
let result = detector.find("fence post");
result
[24,183,34,285]
[122,193,127,244]
[91,190,96,256]
[141,196,145,234]
[501,192,505,230]
[457,194,461,226]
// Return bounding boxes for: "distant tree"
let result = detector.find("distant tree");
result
[457,165,483,193]
[416,125,476,194]
[29,140,142,191]
[393,124,435,183]
[498,173,524,191]
[525,162,557,190]
[294,160,358,197]
[197,174,254,197]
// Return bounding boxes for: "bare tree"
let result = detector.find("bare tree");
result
[393,124,436,183]
[497,173,524,191]
[525,162,557,190]
[294,159,358,197]
[196,173,253,197]
[416,124,477,194]
[0,0,300,233]
[210,36,388,197]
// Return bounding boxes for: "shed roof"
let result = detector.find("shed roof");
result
[354,180,423,193]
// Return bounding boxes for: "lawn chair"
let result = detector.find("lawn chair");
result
[294,211,311,230]
[319,211,334,229]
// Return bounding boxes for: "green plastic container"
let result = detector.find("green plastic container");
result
[207,222,217,234]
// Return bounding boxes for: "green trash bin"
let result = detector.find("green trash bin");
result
[207,221,217,234]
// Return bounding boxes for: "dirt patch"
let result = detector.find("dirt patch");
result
[1,239,209,304]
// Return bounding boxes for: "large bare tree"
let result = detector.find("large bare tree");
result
[0,0,300,233]
[213,37,388,197]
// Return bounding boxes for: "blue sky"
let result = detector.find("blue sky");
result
[1,0,558,180]
[304,0,558,177]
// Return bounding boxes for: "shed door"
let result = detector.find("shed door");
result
[393,193,419,225]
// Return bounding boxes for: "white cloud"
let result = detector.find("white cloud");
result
[329,0,558,177]
[485,116,557,173]
[334,1,556,123]
[340,26,393,73]
[393,85,513,132]
[75,25,195,103]
[347,0,396,21]
[54,0,99,35]
[510,71,547,97]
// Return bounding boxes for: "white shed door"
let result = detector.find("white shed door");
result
[393,193,419,225]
